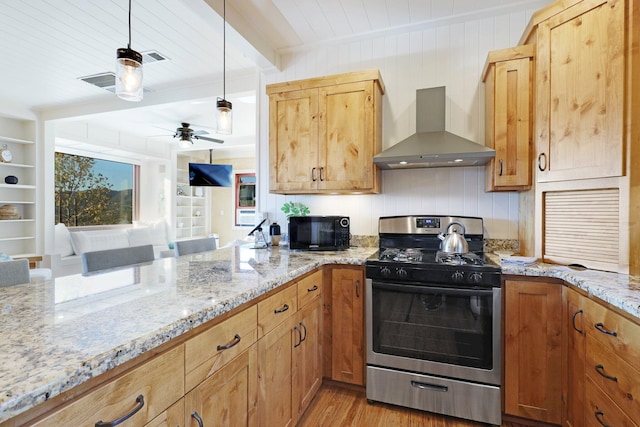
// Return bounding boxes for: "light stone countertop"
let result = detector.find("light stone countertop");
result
[493,254,640,319]
[2,245,640,424]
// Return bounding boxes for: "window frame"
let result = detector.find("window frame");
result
[54,147,141,228]
[234,172,256,227]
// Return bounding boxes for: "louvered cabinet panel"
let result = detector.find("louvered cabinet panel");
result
[543,188,620,270]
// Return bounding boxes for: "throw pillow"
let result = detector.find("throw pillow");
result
[54,223,75,257]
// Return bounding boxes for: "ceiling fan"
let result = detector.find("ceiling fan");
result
[174,122,224,145]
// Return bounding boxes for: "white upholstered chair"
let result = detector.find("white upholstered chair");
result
[81,244,155,274]
[0,259,30,286]
[174,237,217,256]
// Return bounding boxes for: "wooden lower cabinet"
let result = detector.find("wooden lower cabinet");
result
[504,279,563,424]
[581,294,640,425]
[146,399,184,427]
[185,345,258,427]
[293,297,323,421]
[564,287,585,427]
[31,345,185,427]
[327,266,365,386]
[257,272,323,427]
[257,315,297,427]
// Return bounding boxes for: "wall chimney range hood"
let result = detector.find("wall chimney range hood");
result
[373,87,495,169]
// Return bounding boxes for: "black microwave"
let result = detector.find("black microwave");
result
[288,216,350,250]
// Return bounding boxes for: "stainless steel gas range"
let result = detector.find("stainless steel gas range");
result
[365,215,502,426]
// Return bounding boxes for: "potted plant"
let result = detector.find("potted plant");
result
[280,201,310,220]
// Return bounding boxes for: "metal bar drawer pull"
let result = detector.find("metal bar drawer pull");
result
[410,380,448,392]
[217,334,241,351]
[95,395,144,427]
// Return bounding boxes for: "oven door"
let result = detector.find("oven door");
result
[366,278,501,385]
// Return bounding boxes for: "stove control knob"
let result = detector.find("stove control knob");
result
[452,271,464,283]
[396,267,408,278]
[469,272,483,284]
[380,266,391,277]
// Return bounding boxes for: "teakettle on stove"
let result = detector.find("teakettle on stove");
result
[438,221,469,253]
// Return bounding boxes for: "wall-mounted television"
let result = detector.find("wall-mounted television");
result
[188,163,232,187]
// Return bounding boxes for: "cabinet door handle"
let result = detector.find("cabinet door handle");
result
[319,167,324,181]
[537,153,547,171]
[95,395,144,427]
[311,167,317,181]
[300,322,307,342]
[294,325,302,348]
[355,280,360,298]
[594,410,612,427]
[572,309,584,334]
[191,411,204,427]
[595,364,618,382]
[307,284,318,293]
[274,303,289,314]
[216,333,241,351]
[594,322,618,337]
[499,159,503,176]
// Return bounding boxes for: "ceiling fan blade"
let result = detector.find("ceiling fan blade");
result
[151,125,175,133]
[193,130,209,136]
[193,135,224,144]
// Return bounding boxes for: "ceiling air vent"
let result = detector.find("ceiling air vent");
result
[140,50,169,64]
[78,72,116,88]
[78,72,152,94]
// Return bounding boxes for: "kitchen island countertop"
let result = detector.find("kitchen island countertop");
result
[2,246,640,424]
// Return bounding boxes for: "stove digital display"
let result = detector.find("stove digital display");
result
[416,218,440,228]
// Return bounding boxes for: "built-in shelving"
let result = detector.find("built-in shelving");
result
[0,121,37,257]
[175,154,209,241]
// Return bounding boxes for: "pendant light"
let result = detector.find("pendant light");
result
[216,0,232,134]
[116,0,143,102]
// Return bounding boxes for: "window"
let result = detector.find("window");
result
[235,173,255,226]
[55,152,139,226]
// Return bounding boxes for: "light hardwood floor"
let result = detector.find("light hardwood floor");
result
[298,383,523,427]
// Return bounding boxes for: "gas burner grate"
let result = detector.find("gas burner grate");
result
[435,251,484,266]
[380,248,423,262]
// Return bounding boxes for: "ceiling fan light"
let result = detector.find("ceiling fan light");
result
[178,133,191,148]
[216,98,233,135]
[116,47,143,102]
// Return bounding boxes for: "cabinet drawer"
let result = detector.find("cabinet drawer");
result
[185,306,257,392]
[297,270,322,309]
[585,333,640,422]
[258,284,297,338]
[585,375,637,427]
[145,398,184,427]
[33,345,184,427]
[583,297,640,368]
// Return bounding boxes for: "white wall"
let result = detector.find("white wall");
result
[257,7,539,239]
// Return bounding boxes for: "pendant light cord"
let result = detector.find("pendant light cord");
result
[127,0,132,49]
[223,0,226,99]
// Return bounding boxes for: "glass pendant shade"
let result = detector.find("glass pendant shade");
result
[216,98,233,135]
[116,47,143,102]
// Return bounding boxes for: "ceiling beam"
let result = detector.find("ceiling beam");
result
[195,0,282,71]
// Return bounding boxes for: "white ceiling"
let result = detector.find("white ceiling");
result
[0,0,550,157]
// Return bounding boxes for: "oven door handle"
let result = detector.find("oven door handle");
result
[372,282,495,297]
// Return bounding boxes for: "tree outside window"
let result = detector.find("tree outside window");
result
[55,152,138,226]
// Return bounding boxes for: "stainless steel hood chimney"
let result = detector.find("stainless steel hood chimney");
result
[373,87,495,169]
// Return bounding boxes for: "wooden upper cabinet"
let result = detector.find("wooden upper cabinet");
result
[483,45,534,191]
[267,70,384,194]
[268,88,319,193]
[535,0,625,182]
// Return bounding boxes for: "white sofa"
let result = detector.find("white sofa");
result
[45,222,173,277]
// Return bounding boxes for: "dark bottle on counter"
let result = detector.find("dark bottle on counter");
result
[270,222,281,246]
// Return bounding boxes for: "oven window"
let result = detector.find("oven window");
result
[371,283,494,369]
